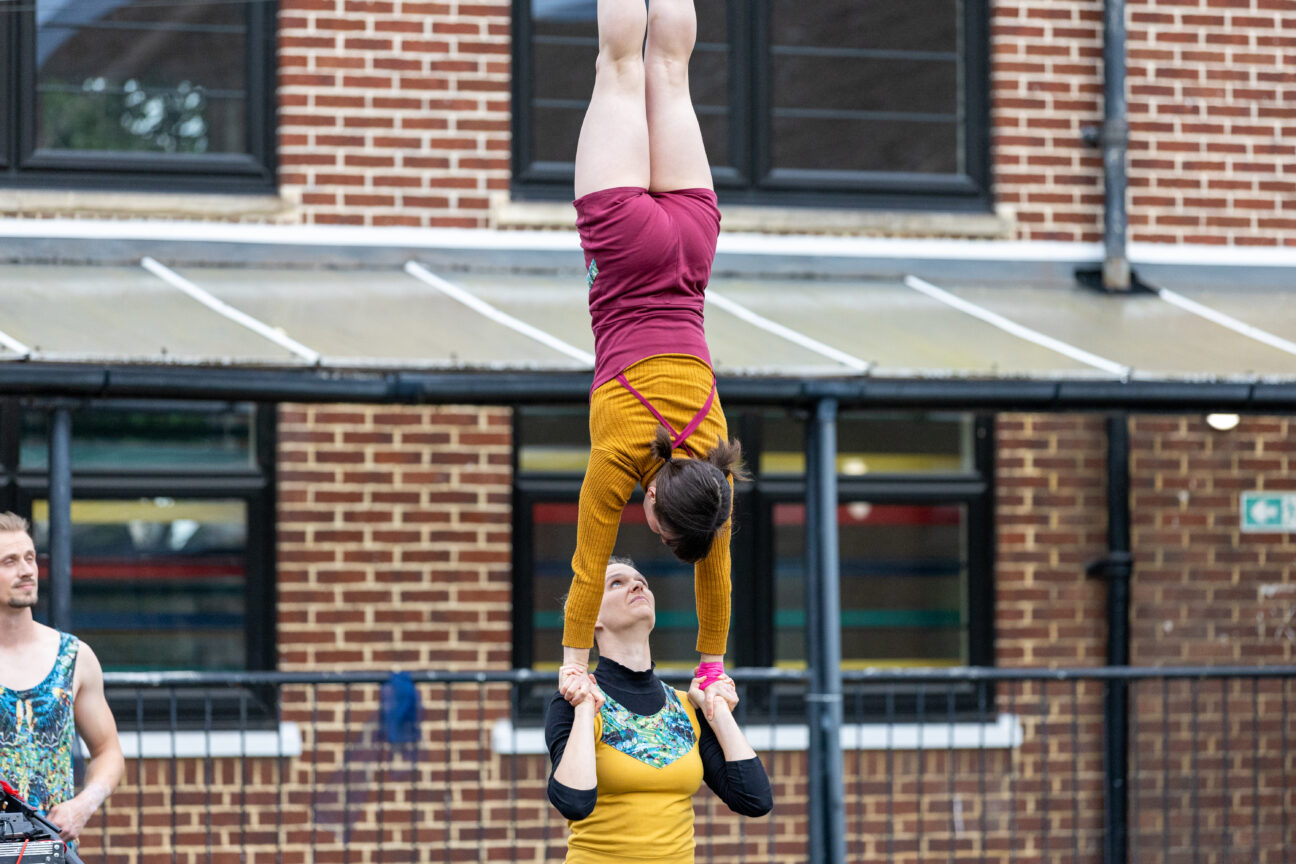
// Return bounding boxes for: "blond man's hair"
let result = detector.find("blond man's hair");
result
[0,512,30,534]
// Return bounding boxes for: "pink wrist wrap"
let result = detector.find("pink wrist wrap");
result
[695,661,726,691]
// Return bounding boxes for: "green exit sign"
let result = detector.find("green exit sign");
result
[1241,492,1296,532]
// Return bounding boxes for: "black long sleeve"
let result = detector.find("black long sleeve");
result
[545,692,598,820]
[696,717,774,816]
[543,658,772,821]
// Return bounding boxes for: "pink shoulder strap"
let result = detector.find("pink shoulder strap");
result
[615,373,717,459]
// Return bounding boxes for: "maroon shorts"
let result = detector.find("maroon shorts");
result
[574,186,720,391]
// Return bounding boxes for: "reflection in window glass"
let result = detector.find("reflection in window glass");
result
[22,405,255,471]
[769,0,962,175]
[527,0,729,169]
[517,406,590,474]
[33,498,247,671]
[760,411,973,476]
[35,0,248,153]
[529,500,717,673]
[774,501,966,669]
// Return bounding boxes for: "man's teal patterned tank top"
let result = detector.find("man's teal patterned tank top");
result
[0,631,79,814]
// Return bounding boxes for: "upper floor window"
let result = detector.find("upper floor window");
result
[0,0,276,191]
[512,0,990,210]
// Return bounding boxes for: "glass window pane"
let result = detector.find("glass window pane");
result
[517,406,590,474]
[528,0,730,170]
[774,501,966,668]
[33,498,248,671]
[35,0,249,154]
[772,0,958,52]
[760,411,974,476]
[769,0,962,176]
[21,404,255,471]
[774,57,956,116]
[772,116,959,175]
[529,499,719,673]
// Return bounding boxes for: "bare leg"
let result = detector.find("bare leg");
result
[573,0,650,199]
[644,0,712,192]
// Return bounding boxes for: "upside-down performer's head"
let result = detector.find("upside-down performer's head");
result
[642,427,748,564]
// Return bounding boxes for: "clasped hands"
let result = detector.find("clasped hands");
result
[559,662,739,721]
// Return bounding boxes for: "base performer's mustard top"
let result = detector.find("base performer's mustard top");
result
[565,682,705,864]
[562,354,732,657]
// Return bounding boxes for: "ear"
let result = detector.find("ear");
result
[645,482,656,499]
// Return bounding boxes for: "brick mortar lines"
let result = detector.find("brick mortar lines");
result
[995,0,1295,244]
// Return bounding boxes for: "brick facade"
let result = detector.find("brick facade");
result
[993,0,1295,245]
[275,403,513,670]
[70,408,1295,863]
[267,0,1294,244]
[278,1,512,228]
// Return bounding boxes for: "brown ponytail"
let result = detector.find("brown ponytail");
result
[648,429,747,564]
[651,425,676,463]
[705,436,750,483]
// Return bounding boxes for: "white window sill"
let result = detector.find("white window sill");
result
[82,722,303,760]
[0,188,300,222]
[492,714,1023,755]
[490,194,1014,240]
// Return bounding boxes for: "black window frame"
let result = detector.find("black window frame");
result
[511,0,992,211]
[0,0,278,193]
[511,407,997,722]
[1,398,278,729]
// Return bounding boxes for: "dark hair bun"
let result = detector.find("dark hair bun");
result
[650,434,747,564]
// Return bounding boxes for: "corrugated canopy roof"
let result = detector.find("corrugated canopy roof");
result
[1,232,1294,391]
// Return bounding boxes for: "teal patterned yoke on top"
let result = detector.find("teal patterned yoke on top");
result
[598,680,695,769]
[0,631,79,814]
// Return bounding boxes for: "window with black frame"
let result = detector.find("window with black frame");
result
[0,0,276,190]
[513,0,989,209]
[10,400,277,728]
[512,406,994,721]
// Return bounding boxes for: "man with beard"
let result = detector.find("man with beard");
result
[0,512,123,843]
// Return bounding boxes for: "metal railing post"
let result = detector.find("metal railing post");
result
[1102,414,1132,864]
[48,406,73,632]
[805,396,846,864]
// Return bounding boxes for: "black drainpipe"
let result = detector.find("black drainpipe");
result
[1088,414,1132,864]
[1101,0,1131,291]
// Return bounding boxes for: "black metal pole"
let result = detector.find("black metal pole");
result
[48,407,73,633]
[1102,0,1131,291]
[805,397,846,864]
[1103,413,1132,864]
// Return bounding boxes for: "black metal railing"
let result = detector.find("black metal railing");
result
[76,666,1295,864]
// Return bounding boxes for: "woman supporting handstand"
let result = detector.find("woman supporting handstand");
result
[558,0,745,717]
[547,558,772,863]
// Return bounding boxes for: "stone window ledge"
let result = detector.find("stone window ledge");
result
[492,713,1024,755]
[492,194,1014,240]
[0,188,301,223]
[79,722,303,760]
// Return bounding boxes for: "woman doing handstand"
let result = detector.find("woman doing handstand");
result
[558,0,745,718]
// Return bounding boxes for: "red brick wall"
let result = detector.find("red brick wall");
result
[995,414,1109,667]
[271,0,1296,243]
[994,412,1296,864]
[991,0,1295,245]
[995,412,1296,667]
[70,408,1296,864]
[277,1,512,228]
[1130,415,1296,664]
[276,403,513,669]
